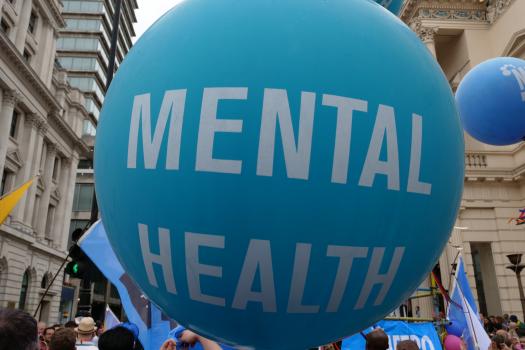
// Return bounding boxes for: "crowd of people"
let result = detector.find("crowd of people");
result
[0,308,221,350]
[5,306,525,350]
[479,314,525,350]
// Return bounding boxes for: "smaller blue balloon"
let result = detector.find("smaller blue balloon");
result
[374,0,404,15]
[456,57,525,146]
[445,322,464,337]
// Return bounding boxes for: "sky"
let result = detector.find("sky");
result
[134,1,185,41]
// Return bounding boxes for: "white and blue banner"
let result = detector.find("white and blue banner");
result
[447,256,490,350]
[78,221,177,350]
[342,320,442,350]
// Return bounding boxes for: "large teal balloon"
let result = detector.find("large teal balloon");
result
[95,1,464,349]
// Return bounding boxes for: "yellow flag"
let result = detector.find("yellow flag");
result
[0,179,34,225]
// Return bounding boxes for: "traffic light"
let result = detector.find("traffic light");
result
[65,228,94,280]
[65,246,91,279]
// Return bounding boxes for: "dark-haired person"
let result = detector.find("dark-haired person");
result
[64,320,77,329]
[98,326,136,350]
[397,340,419,350]
[43,327,55,344]
[49,328,76,350]
[366,329,389,350]
[0,308,39,350]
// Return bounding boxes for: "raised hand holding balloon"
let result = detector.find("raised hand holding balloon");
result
[456,57,525,146]
[95,0,464,349]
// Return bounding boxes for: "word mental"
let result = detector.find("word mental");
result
[127,88,433,195]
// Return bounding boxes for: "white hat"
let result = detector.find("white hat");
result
[75,317,97,335]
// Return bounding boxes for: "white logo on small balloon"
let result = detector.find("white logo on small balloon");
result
[501,64,525,102]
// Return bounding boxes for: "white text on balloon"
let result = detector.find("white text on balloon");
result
[127,88,432,195]
[138,223,406,313]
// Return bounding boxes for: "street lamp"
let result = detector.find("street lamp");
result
[506,253,525,317]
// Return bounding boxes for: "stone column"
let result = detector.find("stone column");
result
[15,0,34,52]
[24,121,47,227]
[60,153,79,252]
[419,28,438,58]
[411,21,438,58]
[36,142,57,242]
[53,157,71,250]
[12,113,40,223]
[0,89,19,185]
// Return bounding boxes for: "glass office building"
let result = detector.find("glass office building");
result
[58,0,138,135]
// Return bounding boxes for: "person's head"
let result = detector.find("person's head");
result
[510,315,519,323]
[496,329,511,345]
[397,340,419,350]
[0,308,38,350]
[504,314,510,321]
[49,328,76,350]
[52,324,61,331]
[43,327,55,342]
[98,326,135,350]
[366,329,389,350]
[492,334,506,350]
[75,317,97,341]
[37,321,47,336]
[63,321,77,329]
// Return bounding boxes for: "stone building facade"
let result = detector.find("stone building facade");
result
[400,0,525,320]
[0,0,91,324]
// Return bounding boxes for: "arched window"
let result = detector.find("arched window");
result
[18,270,29,310]
[41,273,48,289]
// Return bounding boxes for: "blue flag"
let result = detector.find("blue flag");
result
[78,221,177,350]
[447,256,489,350]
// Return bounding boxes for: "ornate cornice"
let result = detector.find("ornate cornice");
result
[38,120,49,135]
[3,89,21,108]
[487,0,515,24]
[46,142,58,155]
[24,113,45,129]
[411,20,439,43]
[401,0,488,24]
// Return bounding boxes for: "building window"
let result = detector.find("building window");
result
[62,1,104,13]
[52,157,60,182]
[0,19,10,35]
[32,195,40,228]
[78,159,93,170]
[41,274,48,289]
[45,205,55,239]
[9,110,19,139]
[72,183,94,212]
[82,120,97,137]
[23,49,32,63]
[18,270,29,310]
[28,11,38,34]
[1,171,8,196]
